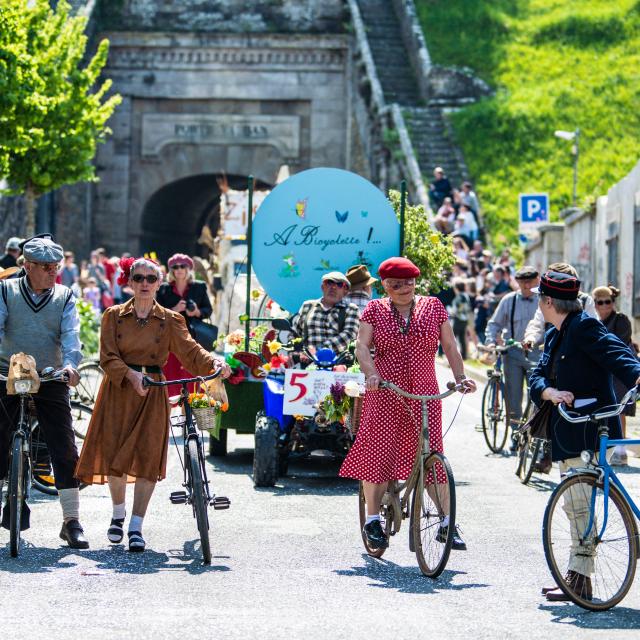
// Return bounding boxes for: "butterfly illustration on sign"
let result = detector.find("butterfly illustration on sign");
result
[279,253,299,278]
[295,198,308,219]
[335,210,349,223]
[360,210,368,218]
[315,258,339,271]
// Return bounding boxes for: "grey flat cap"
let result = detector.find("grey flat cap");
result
[22,237,64,263]
[5,237,22,251]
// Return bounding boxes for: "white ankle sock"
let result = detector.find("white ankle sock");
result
[365,515,381,525]
[113,502,126,520]
[128,514,144,533]
[442,515,450,528]
[59,488,80,521]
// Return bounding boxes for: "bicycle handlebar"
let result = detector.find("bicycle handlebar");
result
[380,380,465,401]
[0,369,69,384]
[558,386,639,423]
[142,369,222,388]
[477,341,523,355]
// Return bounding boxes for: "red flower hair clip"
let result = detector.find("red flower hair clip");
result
[117,257,136,286]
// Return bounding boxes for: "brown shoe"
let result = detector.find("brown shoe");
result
[532,460,552,474]
[545,570,592,601]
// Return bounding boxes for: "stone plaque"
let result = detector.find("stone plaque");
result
[142,113,300,158]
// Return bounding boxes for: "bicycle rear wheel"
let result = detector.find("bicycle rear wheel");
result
[481,377,510,453]
[411,452,455,578]
[31,402,91,495]
[9,434,26,558]
[516,432,541,485]
[358,482,392,558]
[188,437,211,564]
[543,472,637,610]
[73,361,103,407]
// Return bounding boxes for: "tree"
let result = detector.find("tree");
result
[389,190,455,294]
[0,0,121,236]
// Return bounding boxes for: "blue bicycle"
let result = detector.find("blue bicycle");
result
[542,386,640,610]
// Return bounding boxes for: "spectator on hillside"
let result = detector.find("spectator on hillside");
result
[452,237,469,262]
[498,248,516,269]
[0,237,22,269]
[452,206,478,246]
[474,293,491,345]
[449,279,472,360]
[469,240,484,261]
[434,197,456,234]
[428,166,453,209]
[490,265,512,302]
[83,277,102,314]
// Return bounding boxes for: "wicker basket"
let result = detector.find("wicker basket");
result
[192,407,222,439]
[347,396,363,437]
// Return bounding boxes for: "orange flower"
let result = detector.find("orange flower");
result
[221,402,229,412]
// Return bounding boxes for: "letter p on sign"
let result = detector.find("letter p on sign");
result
[519,193,549,225]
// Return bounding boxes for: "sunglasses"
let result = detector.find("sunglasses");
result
[596,299,612,306]
[131,274,159,284]
[387,279,416,290]
[170,264,188,270]
[29,261,61,273]
[324,279,348,289]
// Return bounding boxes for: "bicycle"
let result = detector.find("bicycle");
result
[477,341,532,454]
[0,367,69,557]
[143,371,230,565]
[356,380,465,578]
[542,386,640,610]
[71,359,104,408]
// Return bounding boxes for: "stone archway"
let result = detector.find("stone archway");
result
[140,174,270,262]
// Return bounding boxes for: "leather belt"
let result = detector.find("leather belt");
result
[127,364,162,374]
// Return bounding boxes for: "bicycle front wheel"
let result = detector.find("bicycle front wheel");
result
[543,472,638,610]
[516,432,541,485]
[188,438,211,564]
[358,482,392,559]
[9,434,26,558]
[411,452,456,578]
[481,377,510,454]
[73,361,104,407]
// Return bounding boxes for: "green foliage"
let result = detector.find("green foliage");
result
[415,0,640,247]
[76,299,100,357]
[0,0,121,197]
[389,189,455,294]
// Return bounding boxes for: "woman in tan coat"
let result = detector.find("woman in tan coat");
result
[76,257,230,552]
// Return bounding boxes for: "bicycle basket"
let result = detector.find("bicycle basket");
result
[478,350,496,366]
[192,407,222,439]
[347,396,363,437]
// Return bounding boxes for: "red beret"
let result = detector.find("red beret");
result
[378,257,420,279]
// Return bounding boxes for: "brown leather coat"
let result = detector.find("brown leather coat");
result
[75,299,215,484]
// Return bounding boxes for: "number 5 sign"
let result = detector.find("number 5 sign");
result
[283,370,365,416]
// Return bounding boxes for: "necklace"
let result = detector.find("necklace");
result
[134,306,151,328]
[392,298,415,336]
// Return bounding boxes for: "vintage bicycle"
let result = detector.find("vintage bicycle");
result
[542,386,640,610]
[143,371,230,565]
[477,341,533,455]
[353,380,466,578]
[0,366,76,557]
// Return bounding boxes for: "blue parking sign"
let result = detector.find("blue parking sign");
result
[519,193,549,225]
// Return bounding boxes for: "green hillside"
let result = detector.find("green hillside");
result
[415,0,640,246]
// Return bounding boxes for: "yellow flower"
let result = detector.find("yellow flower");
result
[251,289,262,300]
[267,340,282,354]
[430,233,440,244]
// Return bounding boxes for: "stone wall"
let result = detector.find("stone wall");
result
[96,0,346,33]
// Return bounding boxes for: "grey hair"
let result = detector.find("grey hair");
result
[130,258,163,281]
[540,294,582,314]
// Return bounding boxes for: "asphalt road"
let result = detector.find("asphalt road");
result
[1,362,639,639]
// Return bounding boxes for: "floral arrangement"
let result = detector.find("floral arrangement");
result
[187,393,229,411]
[318,381,352,424]
[218,325,290,383]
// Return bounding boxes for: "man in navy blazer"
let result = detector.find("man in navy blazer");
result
[529,270,640,602]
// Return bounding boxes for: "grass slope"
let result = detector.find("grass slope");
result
[416,0,640,246]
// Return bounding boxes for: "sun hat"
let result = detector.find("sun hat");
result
[167,253,194,270]
[345,265,377,287]
[378,257,420,280]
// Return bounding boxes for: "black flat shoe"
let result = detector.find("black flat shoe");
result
[107,517,125,543]
[363,520,388,549]
[60,519,89,549]
[436,524,467,551]
[128,530,146,552]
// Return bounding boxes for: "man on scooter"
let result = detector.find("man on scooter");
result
[292,271,360,359]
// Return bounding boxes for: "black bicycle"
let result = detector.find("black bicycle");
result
[0,367,70,557]
[143,371,230,565]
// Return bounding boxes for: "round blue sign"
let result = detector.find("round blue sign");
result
[252,168,400,312]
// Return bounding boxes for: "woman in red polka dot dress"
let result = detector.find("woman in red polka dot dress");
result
[339,257,476,551]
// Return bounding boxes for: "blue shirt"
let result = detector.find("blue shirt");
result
[0,276,83,369]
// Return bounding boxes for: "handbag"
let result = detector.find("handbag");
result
[189,317,219,350]
[520,400,553,439]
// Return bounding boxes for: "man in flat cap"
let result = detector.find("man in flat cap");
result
[0,236,88,548]
[485,265,541,451]
[292,271,360,357]
[345,265,377,315]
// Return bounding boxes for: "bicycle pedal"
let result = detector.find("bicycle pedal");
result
[170,491,188,504]
[211,496,230,510]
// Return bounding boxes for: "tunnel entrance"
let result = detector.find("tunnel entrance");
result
[140,174,270,262]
